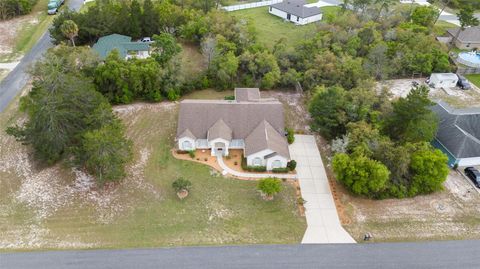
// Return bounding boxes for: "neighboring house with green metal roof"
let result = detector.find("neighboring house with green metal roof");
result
[92,34,150,60]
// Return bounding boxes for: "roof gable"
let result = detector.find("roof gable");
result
[208,119,233,141]
[245,120,290,158]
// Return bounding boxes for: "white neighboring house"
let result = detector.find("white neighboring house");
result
[176,88,291,171]
[269,0,323,25]
[428,73,459,89]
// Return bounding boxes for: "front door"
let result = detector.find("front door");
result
[287,13,291,20]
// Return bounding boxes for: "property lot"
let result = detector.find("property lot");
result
[0,90,306,251]
[378,78,480,108]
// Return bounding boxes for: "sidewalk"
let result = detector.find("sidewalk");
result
[289,135,355,244]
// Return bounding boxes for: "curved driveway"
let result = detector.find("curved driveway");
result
[0,0,86,112]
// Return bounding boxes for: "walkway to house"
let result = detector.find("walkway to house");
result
[216,153,297,179]
[289,135,355,244]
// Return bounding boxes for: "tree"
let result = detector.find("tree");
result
[411,6,439,28]
[364,42,391,80]
[409,146,449,196]
[78,121,133,185]
[309,86,348,139]
[382,85,438,143]
[172,177,192,199]
[151,33,182,65]
[432,0,451,25]
[141,0,159,37]
[332,153,390,198]
[129,0,142,38]
[60,20,79,47]
[374,0,396,21]
[451,5,479,50]
[257,178,282,200]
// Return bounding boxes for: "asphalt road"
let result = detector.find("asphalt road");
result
[0,0,85,112]
[2,241,480,269]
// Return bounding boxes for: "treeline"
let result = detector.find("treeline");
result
[7,46,132,185]
[0,0,38,20]
[309,84,449,199]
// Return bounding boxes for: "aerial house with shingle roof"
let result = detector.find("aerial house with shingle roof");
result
[268,0,323,25]
[176,88,291,170]
[431,101,480,167]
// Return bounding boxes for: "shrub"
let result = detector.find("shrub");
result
[234,161,238,165]
[286,128,295,144]
[177,150,189,154]
[257,177,282,200]
[272,167,289,173]
[287,160,297,171]
[172,177,192,192]
[246,166,267,172]
[224,95,235,100]
[188,150,195,159]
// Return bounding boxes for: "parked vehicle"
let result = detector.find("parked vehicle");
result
[141,37,152,43]
[48,0,64,15]
[464,167,480,188]
[456,74,471,90]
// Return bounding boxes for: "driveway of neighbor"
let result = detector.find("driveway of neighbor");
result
[289,135,355,244]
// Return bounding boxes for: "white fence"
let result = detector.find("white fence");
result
[222,0,283,12]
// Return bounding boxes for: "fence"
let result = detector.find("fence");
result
[222,0,283,12]
[456,67,480,75]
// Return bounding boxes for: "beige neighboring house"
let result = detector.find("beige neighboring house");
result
[447,26,480,50]
[176,88,290,170]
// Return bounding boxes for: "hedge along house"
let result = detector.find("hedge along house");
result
[269,0,323,25]
[431,101,480,167]
[92,34,150,60]
[176,88,291,170]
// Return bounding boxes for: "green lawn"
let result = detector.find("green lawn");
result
[231,6,339,48]
[0,90,306,251]
[465,74,480,88]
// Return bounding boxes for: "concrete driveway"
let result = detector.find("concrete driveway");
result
[289,135,355,244]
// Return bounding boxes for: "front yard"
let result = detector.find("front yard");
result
[0,90,306,251]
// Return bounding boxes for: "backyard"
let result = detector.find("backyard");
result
[0,90,306,251]
[466,74,480,89]
[231,6,340,48]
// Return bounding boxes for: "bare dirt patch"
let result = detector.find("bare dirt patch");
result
[378,78,480,108]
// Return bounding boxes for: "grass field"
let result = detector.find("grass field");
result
[231,6,339,48]
[0,90,306,251]
[465,74,480,89]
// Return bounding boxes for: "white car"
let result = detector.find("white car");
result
[141,37,152,43]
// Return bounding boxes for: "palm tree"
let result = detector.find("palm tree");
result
[60,20,79,47]
[450,5,480,51]
[433,0,451,25]
[374,0,396,21]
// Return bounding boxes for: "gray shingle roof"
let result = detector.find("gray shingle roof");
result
[271,0,322,18]
[447,26,480,43]
[235,88,261,102]
[245,120,290,159]
[177,90,289,158]
[431,101,480,159]
[208,119,233,141]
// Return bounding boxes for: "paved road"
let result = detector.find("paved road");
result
[0,0,85,112]
[2,241,480,269]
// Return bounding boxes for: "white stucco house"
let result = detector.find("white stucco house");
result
[269,0,323,25]
[176,88,291,170]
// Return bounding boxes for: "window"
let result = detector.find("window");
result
[297,16,299,22]
[182,140,192,150]
[272,160,282,169]
[253,157,262,166]
[269,7,272,11]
